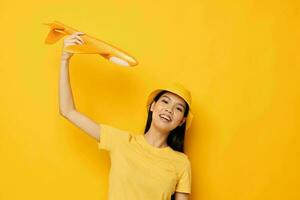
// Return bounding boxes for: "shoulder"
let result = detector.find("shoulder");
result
[98,123,134,149]
[100,123,133,137]
[171,150,190,162]
[167,150,191,170]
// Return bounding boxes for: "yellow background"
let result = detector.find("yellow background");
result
[0,0,299,199]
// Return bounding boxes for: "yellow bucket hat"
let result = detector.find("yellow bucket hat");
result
[146,82,194,132]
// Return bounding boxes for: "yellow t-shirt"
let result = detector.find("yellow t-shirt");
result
[97,123,192,200]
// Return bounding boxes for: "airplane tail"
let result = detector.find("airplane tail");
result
[43,22,68,44]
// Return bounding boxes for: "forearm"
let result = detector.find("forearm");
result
[59,56,76,115]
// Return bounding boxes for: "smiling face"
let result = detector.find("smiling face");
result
[150,91,187,133]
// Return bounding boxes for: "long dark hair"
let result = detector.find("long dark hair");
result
[143,90,190,200]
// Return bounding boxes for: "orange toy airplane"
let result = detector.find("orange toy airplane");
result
[43,21,138,67]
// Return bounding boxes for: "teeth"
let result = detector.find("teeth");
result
[160,114,171,121]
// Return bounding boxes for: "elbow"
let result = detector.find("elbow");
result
[59,111,66,118]
[59,108,76,119]
[59,109,68,118]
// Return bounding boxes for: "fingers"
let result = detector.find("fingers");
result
[67,39,82,45]
[68,38,83,45]
[74,35,84,44]
[65,32,85,45]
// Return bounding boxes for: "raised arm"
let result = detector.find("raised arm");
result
[59,32,101,141]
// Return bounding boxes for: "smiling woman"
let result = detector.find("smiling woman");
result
[95,83,193,200]
[58,41,193,199]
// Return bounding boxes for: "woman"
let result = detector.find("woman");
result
[59,32,193,200]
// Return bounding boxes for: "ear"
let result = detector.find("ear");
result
[150,101,155,112]
[179,117,186,126]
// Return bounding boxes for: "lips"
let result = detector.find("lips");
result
[159,114,172,122]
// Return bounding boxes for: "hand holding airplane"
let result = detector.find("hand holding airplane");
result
[44,21,138,67]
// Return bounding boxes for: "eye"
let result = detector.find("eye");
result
[177,107,183,112]
[162,99,168,104]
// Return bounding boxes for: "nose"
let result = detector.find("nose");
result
[165,107,173,114]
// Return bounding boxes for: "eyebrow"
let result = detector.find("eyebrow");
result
[161,95,186,109]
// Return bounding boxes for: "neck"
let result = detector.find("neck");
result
[144,125,170,148]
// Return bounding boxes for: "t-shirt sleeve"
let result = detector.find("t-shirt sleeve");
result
[97,123,132,152]
[175,158,192,193]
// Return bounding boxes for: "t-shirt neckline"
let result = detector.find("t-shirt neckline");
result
[140,134,172,152]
